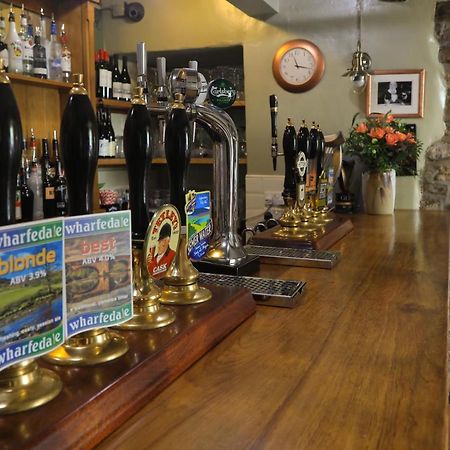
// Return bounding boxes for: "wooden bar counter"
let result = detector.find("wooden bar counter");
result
[94,211,449,450]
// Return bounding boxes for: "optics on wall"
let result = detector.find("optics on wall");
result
[342,0,372,93]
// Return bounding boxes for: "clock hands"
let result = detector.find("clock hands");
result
[292,55,312,70]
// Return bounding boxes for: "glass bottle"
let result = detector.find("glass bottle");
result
[28,129,44,220]
[19,143,33,222]
[107,109,115,157]
[42,138,56,218]
[60,24,71,83]
[32,26,47,79]
[121,55,131,101]
[39,8,49,72]
[20,5,33,76]
[53,130,67,216]
[112,54,122,100]
[6,4,23,73]
[48,13,62,81]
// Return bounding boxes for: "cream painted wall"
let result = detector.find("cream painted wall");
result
[97,0,444,205]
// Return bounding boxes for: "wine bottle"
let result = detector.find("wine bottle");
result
[42,138,56,218]
[112,54,122,100]
[123,86,152,240]
[15,172,22,222]
[165,92,191,225]
[98,106,108,158]
[0,14,8,71]
[121,55,131,101]
[19,144,33,222]
[32,26,47,79]
[60,24,71,83]
[0,59,23,225]
[53,130,67,216]
[107,108,116,157]
[20,6,33,76]
[6,4,23,73]
[60,73,99,215]
[106,51,112,99]
[282,118,297,200]
[28,129,44,220]
[41,136,55,181]
[48,13,62,81]
[98,49,109,99]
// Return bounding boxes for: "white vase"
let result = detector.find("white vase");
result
[362,170,396,215]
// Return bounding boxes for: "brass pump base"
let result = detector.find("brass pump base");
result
[0,359,62,414]
[117,248,175,330]
[43,328,128,366]
[159,235,212,305]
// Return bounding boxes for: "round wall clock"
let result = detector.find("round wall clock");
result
[272,39,325,93]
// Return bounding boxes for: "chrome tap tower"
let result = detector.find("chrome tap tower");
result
[136,42,258,274]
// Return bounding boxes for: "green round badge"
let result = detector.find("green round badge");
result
[208,78,236,109]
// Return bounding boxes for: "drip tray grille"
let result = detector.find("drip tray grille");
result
[244,245,340,269]
[198,273,306,308]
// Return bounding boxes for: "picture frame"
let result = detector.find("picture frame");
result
[366,69,425,118]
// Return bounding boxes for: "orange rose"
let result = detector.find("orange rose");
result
[355,122,368,133]
[368,127,385,140]
[385,133,399,146]
[384,126,395,134]
[405,132,416,144]
[386,114,394,123]
[395,131,407,142]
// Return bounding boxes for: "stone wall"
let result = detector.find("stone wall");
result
[422,0,450,209]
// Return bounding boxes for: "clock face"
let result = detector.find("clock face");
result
[273,39,325,93]
[280,48,316,85]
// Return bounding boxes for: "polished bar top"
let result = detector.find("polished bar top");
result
[96,211,449,450]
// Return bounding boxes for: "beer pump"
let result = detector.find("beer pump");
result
[137,42,258,276]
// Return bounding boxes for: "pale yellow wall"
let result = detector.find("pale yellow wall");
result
[97,0,444,180]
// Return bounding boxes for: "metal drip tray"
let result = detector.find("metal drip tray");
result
[198,273,306,308]
[244,245,340,269]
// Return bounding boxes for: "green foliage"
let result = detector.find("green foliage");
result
[344,112,422,175]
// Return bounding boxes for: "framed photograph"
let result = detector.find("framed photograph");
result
[366,69,425,118]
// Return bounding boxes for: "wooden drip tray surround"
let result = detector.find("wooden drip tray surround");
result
[0,285,255,450]
[250,215,353,250]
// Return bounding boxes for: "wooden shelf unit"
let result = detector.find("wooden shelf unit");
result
[97,98,132,112]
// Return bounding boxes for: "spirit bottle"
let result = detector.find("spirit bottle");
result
[48,13,62,81]
[28,129,44,219]
[42,138,56,218]
[53,130,67,216]
[19,144,33,222]
[20,5,33,76]
[32,26,47,79]
[6,4,23,73]
[39,8,50,72]
[60,24,71,83]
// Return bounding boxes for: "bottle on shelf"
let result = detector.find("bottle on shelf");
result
[106,108,116,157]
[28,128,44,220]
[42,138,56,218]
[20,5,33,76]
[107,53,113,99]
[121,55,131,101]
[97,49,109,99]
[41,135,55,181]
[39,8,50,72]
[53,130,67,216]
[48,13,62,81]
[15,170,22,222]
[60,23,71,83]
[19,143,33,222]
[32,26,47,79]
[112,54,122,100]
[0,13,8,70]
[6,4,23,73]
[98,106,109,158]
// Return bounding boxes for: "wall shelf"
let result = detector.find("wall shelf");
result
[8,72,73,90]
[97,98,132,111]
[98,157,247,167]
